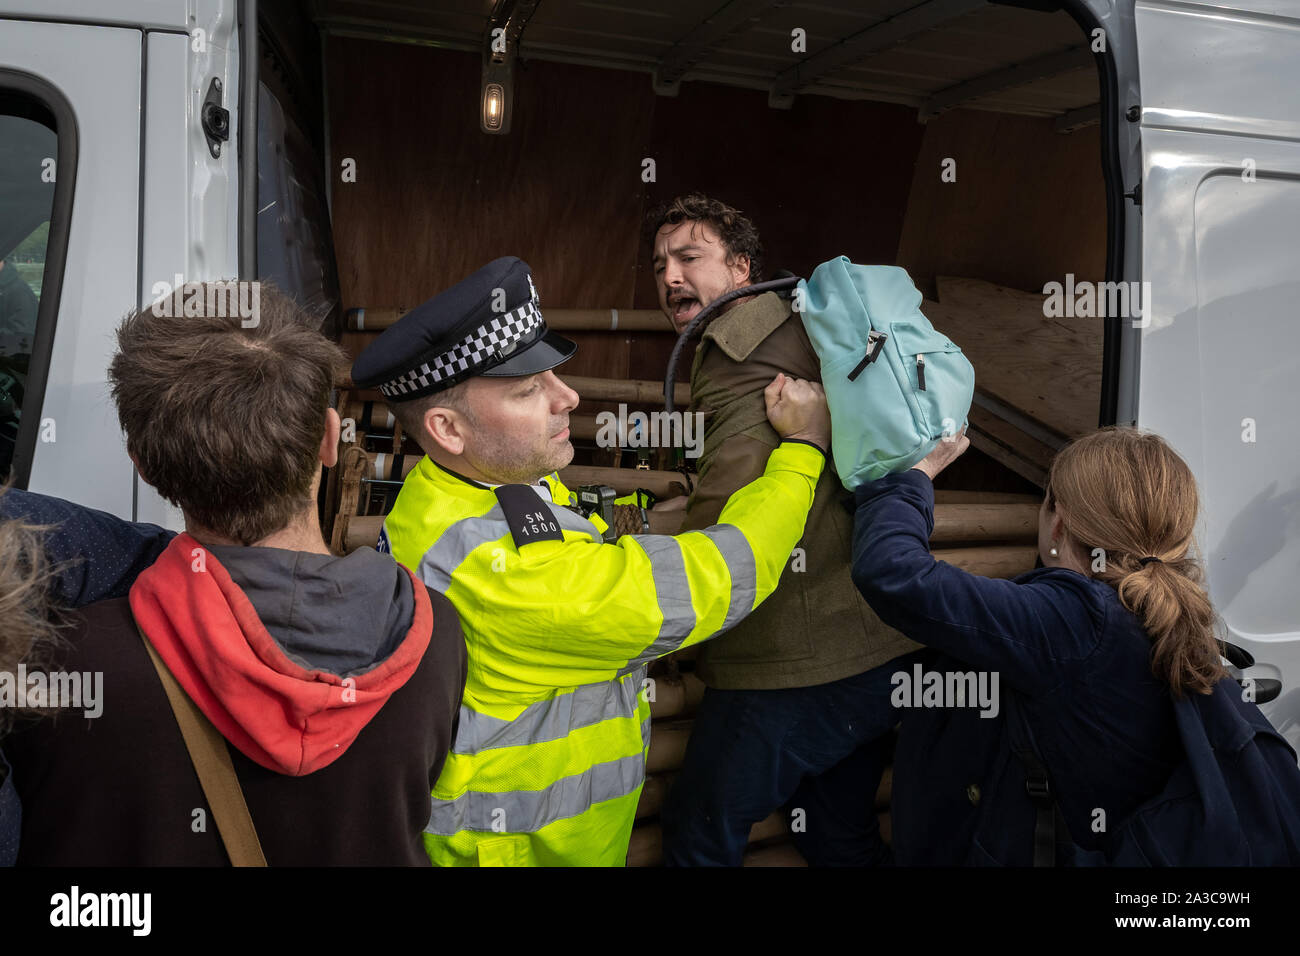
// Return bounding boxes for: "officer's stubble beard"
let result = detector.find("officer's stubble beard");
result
[459,432,571,485]
[456,412,574,486]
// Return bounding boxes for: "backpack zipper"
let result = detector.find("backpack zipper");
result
[847,330,888,382]
[917,354,926,390]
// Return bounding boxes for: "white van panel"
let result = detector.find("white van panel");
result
[134,21,239,529]
[1136,0,1300,742]
[0,0,191,31]
[2,19,142,516]
[1138,0,1300,142]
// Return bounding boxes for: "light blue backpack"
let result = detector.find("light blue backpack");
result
[797,258,975,490]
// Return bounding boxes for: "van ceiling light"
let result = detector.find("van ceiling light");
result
[480,8,517,135]
[481,78,509,134]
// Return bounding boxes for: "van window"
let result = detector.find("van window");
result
[257,78,341,338]
[0,92,58,481]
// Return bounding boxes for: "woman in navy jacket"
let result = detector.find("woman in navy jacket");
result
[851,426,1228,865]
[0,489,173,865]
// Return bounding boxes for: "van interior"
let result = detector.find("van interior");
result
[252,0,1120,864]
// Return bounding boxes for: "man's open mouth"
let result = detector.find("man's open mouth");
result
[670,295,700,328]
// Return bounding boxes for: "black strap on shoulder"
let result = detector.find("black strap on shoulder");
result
[1003,689,1059,867]
[1019,744,1057,867]
[494,484,563,548]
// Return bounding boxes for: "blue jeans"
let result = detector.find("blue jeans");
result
[660,650,927,867]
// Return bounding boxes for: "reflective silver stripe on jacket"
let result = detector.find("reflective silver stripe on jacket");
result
[412,508,509,591]
[618,534,696,671]
[425,749,649,836]
[546,500,604,542]
[410,497,601,590]
[453,666,648,756]
[618,523,756,673]
[703,523,757,631]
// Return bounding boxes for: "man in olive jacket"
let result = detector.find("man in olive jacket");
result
[650,194,924,866]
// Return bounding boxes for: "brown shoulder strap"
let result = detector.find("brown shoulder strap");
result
[135,623,268,867]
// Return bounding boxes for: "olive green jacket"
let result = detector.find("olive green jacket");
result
[682,292,921,689]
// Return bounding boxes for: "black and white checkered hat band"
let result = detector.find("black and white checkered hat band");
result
[380,299,543,398]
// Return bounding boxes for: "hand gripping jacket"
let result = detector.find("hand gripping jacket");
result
[382,442,824,866]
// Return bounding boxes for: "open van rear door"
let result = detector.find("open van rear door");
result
[0,15,143,515]
[1133,0,1300,745]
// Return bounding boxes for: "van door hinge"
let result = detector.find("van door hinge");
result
[1125,180,1142,206]
[201,77,231,158]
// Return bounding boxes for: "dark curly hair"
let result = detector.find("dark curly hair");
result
[647,193,764,283]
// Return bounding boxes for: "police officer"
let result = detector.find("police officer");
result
[352,256,831,866]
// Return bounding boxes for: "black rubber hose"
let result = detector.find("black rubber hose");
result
[663,275,801,415]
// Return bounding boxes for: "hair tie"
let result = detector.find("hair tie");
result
[1138,556,1162,566]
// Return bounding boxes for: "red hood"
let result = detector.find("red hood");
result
[129,533,431,776]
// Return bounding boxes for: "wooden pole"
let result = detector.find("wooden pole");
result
[645,719,692,774]
[344,515,383,553]
[559,465,688,498]
[329,447,371,555]
[561,375,690,407]
[929,503,1039,544]
[646,672,706,720]
[625,825,663,867]
[635,773,674,820]
[930,545,1038,578]
[546,309,669,332]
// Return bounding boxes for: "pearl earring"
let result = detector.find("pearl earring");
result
[1049,547,1059,557]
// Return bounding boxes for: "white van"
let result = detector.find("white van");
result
[1,0,1296,764]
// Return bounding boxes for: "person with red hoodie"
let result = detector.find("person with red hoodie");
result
[3,282,466,866]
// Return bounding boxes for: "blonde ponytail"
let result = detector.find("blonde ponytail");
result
[1047,428,1226,697]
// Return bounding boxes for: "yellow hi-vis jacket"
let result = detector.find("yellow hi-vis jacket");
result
[381,440,825,866]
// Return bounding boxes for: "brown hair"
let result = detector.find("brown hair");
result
[0,504,64,735]
[108,281,347,545]
[1046,426,1225,696]
[648,193,764,283]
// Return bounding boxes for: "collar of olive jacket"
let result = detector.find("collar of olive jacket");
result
[700,291,791,362]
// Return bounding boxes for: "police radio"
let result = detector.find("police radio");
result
[574,484,618,542]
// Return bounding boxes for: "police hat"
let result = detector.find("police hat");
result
[351,256,577,401]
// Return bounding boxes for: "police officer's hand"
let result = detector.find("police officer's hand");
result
[765,373,831,452]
